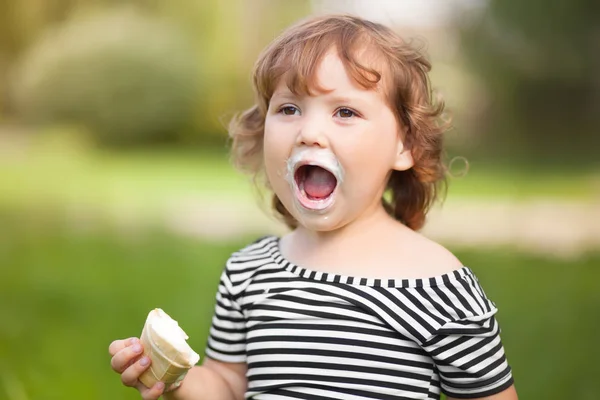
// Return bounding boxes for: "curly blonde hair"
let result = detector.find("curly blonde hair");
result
[228,14,450,231]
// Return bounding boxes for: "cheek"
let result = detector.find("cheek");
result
[263,122,283,165]
[338,142,397,194]
[349,120,399,170]
[263,120,292,187]
[345,141,395,173]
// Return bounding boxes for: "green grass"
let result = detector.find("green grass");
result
[0,213,599,400]
[0,214,251,400]
[445,161,599,200]
[0,138,256,214]
[0,133,598,220]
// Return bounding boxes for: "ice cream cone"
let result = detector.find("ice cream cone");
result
[138,308,200,388]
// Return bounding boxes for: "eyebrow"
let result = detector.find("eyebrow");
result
[326,95,360,104]
[323,94,373,109]
[271,90,295,99]
[270,87,378,112]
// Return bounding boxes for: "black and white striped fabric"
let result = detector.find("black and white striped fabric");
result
[205,236,513,399]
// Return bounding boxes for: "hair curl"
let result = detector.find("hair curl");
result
[228,14,450,231]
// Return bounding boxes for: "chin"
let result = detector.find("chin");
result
[289,207,346,233]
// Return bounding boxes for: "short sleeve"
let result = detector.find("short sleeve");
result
[204,267,247,363]
[420,271,514,398]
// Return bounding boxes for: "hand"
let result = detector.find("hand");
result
[109,337,165,400]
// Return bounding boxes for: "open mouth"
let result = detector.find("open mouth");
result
[293,164,338,211]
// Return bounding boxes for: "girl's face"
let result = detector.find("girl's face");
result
[263,50,414,233]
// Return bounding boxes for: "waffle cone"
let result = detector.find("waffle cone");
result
[138,309,199,388]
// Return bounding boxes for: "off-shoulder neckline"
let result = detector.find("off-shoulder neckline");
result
[262,235,474,289]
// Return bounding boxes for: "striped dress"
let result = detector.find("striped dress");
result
[205,236,514,400]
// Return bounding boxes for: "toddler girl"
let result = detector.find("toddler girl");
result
[109,14,517,400]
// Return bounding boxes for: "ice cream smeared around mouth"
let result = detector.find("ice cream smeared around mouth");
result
[286,149,343,213]
[149,308,200,366]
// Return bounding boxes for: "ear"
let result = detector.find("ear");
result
[392,137,414,171]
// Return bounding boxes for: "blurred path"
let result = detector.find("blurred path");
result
[1,130,597,257]
[161,197,600,258]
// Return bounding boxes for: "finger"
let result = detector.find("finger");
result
[121,355,151,387]
[109,337,138,356]
[139,381,165,400]
[111,341,144,373]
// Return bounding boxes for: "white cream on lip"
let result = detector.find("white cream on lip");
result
[285,148,344,214]
[149,308,200,366]
[286,148,344,186]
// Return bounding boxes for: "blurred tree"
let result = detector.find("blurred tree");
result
[0,0,154,118]
[11,6,199,147]
[150,0,313,146]
[458,0,600,164]
[2,0,312,147]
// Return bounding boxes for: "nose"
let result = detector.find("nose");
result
[296,113,328,148]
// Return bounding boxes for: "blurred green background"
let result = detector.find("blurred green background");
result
[0,1,598,399]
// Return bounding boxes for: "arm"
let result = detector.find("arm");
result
[167,258,250,399]
[447,384,518,400]
[164,358,247,400]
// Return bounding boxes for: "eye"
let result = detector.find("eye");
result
[335,108,356,118]
[279,106,300,116]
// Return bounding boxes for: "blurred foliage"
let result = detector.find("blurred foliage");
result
[0,213,598,399]
[0,0,312,147]
[0,0,153,115]
[1,0,598,157]
[458,0,600,163]
[11,7,199,147]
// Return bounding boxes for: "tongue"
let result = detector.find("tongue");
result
[304,166,337,199]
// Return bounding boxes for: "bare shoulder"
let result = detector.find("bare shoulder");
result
[394,227,464,278]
